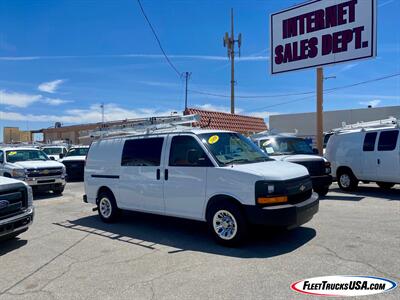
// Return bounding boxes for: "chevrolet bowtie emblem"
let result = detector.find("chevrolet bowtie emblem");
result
[299,185,306,192]
[42,169,50,175]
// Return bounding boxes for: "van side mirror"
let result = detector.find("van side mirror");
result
[50,157,55,160]
[59,153,64,159]
[312,148,319,154]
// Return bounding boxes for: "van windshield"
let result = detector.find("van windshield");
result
[66,148,89,157]
[198,132,270,165]
[260,137,314,155]
[42,147,63,155]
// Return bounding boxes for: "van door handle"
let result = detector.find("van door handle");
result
[377,159,380,165]
[165,169,168,181]
[156,169,160,180]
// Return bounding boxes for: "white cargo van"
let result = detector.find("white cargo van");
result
[326,118,400,191]
[83,116,319,246]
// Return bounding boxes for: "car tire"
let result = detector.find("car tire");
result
[377,182,395,190]
[315,187,329,197]
[53,187,65,195]
[97,192,120,223]
[206,201,248,247]
[337,169,359,191]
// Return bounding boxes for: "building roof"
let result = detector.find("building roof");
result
[184,108,267,134]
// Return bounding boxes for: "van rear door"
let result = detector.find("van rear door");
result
[376,129,400,183]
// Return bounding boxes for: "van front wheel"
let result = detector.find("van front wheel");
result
[97,192,120,223]
[207,202,247,247]
[337,170,358,191]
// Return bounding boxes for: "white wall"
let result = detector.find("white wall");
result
[270,106,400,137]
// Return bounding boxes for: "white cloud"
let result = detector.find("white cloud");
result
[0,90,41,108]
[248,111,280,119]
[0,53,269,62]
[193,103,244,114]
[0,104,179,124]
[41,98,73,106]
[38,79,65,93]
[359,99,381,107]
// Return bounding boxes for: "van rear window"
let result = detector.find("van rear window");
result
[121,138,164,166]
[378,130,399,151]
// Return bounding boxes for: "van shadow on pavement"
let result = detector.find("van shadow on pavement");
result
[330,185,399,201]
[54,211,316,258]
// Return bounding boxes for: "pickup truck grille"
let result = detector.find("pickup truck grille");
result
[26,168,63,177]
[0,187,28,220]
[294,160,325,176]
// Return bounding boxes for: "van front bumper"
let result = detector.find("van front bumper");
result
[243,193,319,228]
[0,206,34,238]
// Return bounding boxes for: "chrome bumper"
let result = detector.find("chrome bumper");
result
[0,206,34,238]
[23,176,66,186]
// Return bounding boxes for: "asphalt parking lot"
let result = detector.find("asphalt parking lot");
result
[0,182,399,300]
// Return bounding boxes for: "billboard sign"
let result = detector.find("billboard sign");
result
[270,0,376,74]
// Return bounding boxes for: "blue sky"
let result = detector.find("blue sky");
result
[0,0,399,141]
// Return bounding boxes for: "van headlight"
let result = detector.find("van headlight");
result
[12,169,26,178]
[255,181,288,205]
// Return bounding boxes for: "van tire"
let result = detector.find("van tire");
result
[377,182,395,189]
[337,169,358,191]
[206,201,247,247]
[315,187,329,197]
[97,192,120,223]
[53,187,64,195]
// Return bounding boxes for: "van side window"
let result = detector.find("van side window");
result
[121,138,164,166]
[378,130,399,151]
[363,132,377,151]
[169,136,213,167]
[0,151,3,163]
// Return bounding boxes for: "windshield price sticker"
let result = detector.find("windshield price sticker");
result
[8,151,17,156]
[208,135,219,144]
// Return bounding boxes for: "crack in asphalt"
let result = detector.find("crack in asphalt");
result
[314,244,400,280]
[0,233,90,296]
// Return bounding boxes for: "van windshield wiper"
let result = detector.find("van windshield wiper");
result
[225,158,251,165]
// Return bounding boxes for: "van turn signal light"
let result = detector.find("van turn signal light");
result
[257,196,288,205]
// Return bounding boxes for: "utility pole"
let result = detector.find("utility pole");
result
[223,8,241,114]
[182,71,191,111]
[316,68,324,155]
[100,103,105,124]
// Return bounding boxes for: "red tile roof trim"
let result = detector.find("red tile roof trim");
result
[184,108,267,135]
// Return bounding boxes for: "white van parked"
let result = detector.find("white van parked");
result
[83,115,319,246]
[325,118,400,191]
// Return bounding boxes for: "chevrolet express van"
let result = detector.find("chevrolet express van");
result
[326,118,400,191]
[84,128,319,246]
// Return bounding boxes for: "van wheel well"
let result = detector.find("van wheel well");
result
[336,166,354,178]
[205,195,243,222]
[97,186,114,204]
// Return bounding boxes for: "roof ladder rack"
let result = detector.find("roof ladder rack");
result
[80,114,200,139]
[332,117,399,132]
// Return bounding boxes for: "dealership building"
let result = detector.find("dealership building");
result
[269,105,400,142]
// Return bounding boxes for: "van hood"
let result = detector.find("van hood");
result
[224,160,309,181]
[60,156,86,162]
[9,160,64,169]
[270,154,325,162]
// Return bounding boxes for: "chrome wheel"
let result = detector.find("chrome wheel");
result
[339,174,351,188]
[213,210,238,240]
[99,197,112,219]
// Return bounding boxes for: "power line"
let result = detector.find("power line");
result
[249,73,400,111]
[136,0,181,77]
[190,73,400,100]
